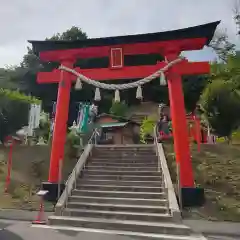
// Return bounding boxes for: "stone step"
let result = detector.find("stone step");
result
[79,179,162,186]
[89,158,158,164]
[68,195,167,206]
[64,208,172,222]
[92,154,157,158]
[81,174,162,181]
[93,153,155,156]
[88,161,158,167]
[94,146,154,150]
[86,165,158,171]
[72,189,165,199]
[33,224,205,240]
[83,169,161,176]
[92,153,157,159]
[77,184,164,192]
[89,156,158,163]
[66,201,168,214]
[48,216,191,235]
[94,147,154,152]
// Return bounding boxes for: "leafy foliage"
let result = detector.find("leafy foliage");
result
[209,29,236,62]
[109,101,128,117]
[183,76,209,112]
[18,27,88,111]
[140,115,156,144]
[0,89,40,142]
[34,112,51,142]
[200,80,240,139]
[47,26,87,41]
[234,0,240,35]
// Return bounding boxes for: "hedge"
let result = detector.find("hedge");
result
[0,88,41,142]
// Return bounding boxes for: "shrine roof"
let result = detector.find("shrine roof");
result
[29,21,220,55]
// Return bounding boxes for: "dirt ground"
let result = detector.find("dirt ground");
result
[0,145,78,211]
[164,142,240,222]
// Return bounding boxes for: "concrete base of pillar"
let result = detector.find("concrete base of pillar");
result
[180,187,205,207]
[41,182,65,203]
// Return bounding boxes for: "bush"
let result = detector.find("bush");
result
[200,80,240,140]
[0,89,41,142]
[109,101,128,117]
[34,112,51,142]
[140,115,156,144]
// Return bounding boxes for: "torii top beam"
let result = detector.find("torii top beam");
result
[29,21,220,61]
[29,21,220,83]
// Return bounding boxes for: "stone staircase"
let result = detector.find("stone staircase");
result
[34,145,206,239]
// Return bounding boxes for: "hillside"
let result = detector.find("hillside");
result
[164,142,240,221]
[0,145,78,211]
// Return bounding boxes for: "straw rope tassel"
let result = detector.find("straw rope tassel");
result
[75,77,82,90]
[160,72,167,86]
[114,89,120,102]
[136,85,143,100]
[94,88,101,101]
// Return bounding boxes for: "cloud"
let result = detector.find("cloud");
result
[0,0,238,67]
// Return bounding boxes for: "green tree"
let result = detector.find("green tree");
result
[200,80,240,140]
[209,30,235,62]
[47,26,87,41]
[0,89,40,142]
[210,52,240,84]
[183,75,209,112]
[109,101,128,117]
[18,27,88,110]
[140,115,156,144]
[234,0,240,35]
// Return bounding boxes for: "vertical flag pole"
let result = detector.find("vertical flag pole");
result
[4,138,14,193]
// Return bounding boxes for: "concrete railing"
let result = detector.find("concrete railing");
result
[55,143,93,215]
[156,143,181,222]
[153,126,181,221]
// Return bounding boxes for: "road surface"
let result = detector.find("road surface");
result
[0,219,239,240]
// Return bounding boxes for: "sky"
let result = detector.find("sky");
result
[0,0,239,67]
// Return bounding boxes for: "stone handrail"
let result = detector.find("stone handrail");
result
[55,143,93,215]
[156,143,181,221]
[153,124,181,222]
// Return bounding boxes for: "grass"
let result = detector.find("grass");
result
[164,142,240,222]
[0,144,78,211]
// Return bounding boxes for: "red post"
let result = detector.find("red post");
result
[32,195,46,224]
[48,60,73,183]
[5,140,14,193]
[166,53,194,187]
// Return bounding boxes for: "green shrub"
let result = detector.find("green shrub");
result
[0,88,41,142]
[140,115,156,144]
[109,101,128,117]
[200,80,240,140]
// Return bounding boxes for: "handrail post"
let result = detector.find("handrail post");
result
[74,168,77,189]
[57,158,63,200]
[176,162,183,212]
[153,124,181,221]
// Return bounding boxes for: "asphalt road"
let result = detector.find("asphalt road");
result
[0,219,239,240]
[0,220,134,240]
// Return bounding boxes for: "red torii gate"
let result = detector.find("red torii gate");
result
[29,21,219,203]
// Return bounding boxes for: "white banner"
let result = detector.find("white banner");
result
[28,104,41,136]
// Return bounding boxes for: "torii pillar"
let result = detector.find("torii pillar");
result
[42,59,74,201]
[164,48,208,206]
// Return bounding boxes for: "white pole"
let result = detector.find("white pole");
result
[28,104,34,137]
[58,159,63,200]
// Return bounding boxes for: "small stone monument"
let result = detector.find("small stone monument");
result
[37,137,46,145]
